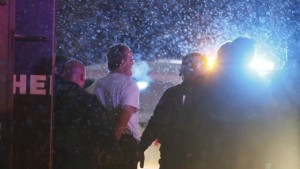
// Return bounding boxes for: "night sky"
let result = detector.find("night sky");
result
[56,0,300,66]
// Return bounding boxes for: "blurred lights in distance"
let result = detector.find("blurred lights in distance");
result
[169,59,182,64]
[137,81,149,90]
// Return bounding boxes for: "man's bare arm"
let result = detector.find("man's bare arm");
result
[114,105,137,140]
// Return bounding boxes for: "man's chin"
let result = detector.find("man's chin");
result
[126,72,132,77]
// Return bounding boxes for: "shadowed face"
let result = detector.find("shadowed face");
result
[180,54,208,81]
[120,48,134,77]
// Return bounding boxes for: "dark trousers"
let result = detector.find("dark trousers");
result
[119,134,139,169]
[159,153,187,169]
[104,134,138,169]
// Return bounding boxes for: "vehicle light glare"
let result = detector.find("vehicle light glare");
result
[249,57,275,77]
[207,57,216,70]
[137,81,149,90]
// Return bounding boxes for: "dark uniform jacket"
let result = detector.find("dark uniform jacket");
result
[140,81,197,169]
[186,71,277,169]
[53,80,121,169]
[270,69,300,169]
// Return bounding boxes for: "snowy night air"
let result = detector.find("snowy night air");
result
[54,1,300,168]
[56,0,300,67]
[1,1,300,169]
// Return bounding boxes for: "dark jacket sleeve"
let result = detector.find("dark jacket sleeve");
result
[87,95,121,154]
[139,88,175,152]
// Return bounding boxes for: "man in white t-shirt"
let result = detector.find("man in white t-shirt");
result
[86,44,140,169]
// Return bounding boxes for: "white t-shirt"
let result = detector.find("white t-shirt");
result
[86,73,140,141]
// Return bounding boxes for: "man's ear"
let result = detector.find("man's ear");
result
[80,73,85,82]
[119,59,125,68]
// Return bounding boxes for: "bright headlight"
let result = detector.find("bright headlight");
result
[249,57,275,77]
[137,81,149,90]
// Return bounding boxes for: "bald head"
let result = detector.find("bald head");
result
[62,60,86,88]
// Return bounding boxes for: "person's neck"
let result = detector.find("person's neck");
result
[111,69,130,77]
[63,78,83,88]
[182,75,201,85]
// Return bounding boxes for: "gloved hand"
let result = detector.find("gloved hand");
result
[136,149,145,168]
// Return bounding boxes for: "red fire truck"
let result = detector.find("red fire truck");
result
[1,0,55,168]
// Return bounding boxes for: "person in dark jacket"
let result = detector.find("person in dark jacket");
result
[138,53,209,169]
[54,55,68,89]
[269,31,300,169]
[53,59,121,169]
[185,37,275,169]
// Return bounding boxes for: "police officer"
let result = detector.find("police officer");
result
[187,37,274,169]
[138,53,209,169]
[54,60,121,169]
[270,31,300,169]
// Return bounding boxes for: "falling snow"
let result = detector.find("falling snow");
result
[56,0,300,66]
